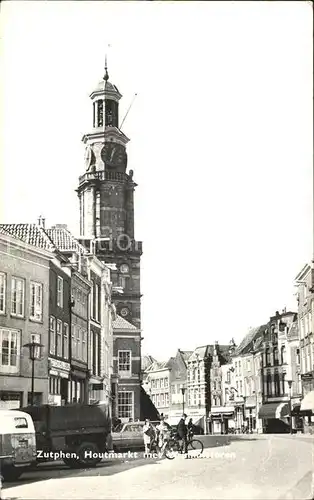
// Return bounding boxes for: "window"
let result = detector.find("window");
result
[227,371,231,383]
[282,373,286,394]
[273,347,279,365]
[14,417,28,429]
[266,374,272,395]
[57,277,63,308]
[160,378,164,388]
[49,316,56,355]
[95,333,99,376]
[160,393,165,406]
[118,351,131,377]
[235,361,237,374]
[30,282,43,321]
[238,361,241,375]
[0,272,6,314]
[118,391,133,419]
[96,192,100,237]
[90,280,94,319]
[89,331,94,372]
[82,329,87,362]
[274,373,280,396]
[56,320,62,357]
[281,346,286,364]
[63,323,69,359]
[225,388,229,403]
[247,359,251,372]
[240,380,243,395]
[76,327,81,359]
[165,378,168,388]
[95,284,99,321]
[97,100,104,127]
[0,328,20,373]
[11,277,24,317]
[71,325,76,359]
[266,348,271,366]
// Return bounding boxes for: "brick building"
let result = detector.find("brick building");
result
[112,315,141,421]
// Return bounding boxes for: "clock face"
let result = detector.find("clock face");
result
[84,146,92,168]
[101,143,126,168]
[120,307,129,317]
[120,264,129,274]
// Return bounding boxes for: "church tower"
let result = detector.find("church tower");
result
[76,61,142,329]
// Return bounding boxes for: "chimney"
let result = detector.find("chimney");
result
[37,215,45,229]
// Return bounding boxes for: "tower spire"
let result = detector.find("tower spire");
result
[104,47,110,82]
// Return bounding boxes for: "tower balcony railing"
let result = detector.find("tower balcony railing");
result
[79,170,129,185]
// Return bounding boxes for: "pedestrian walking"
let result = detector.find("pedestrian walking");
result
[143,419,155,454]
[177,414,188,453]
[187,418,194,439]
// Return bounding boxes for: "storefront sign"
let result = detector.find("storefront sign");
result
[48,394,61,406]
[48,358,70,372]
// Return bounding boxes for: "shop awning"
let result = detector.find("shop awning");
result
[258,402,289,420]
[300,391,314,413]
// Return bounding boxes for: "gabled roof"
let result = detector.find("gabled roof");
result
[46,227,88,255]
[113,315,137,331]
[141,355,157,371]
[188,344,231,363]
[234,325,267,356]
[0,224,55,251]
[179,350,193,362]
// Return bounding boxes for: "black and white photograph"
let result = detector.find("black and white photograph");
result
[0,1,313,499]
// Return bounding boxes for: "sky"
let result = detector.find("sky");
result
[0,1,313,361]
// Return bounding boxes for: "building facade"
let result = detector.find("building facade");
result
[258,310,302,433]
[0,229,52,408]
[295,263,314,432]
[77,64,143,417]
[112,315,141,421]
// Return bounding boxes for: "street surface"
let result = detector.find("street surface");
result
[2,435,314,500]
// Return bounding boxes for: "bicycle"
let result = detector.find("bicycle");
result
[162,431,204,460]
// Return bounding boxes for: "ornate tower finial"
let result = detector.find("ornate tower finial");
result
[104,53,109,82]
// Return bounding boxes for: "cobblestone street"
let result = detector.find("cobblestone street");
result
[3,436,313,500]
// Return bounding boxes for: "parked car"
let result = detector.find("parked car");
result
[0,410,37,481]
[111,420,172,450]
[112,421,145,450]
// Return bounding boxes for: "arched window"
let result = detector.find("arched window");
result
[281,345,286,364]
[97,100,104,127]
[273,347,279,365]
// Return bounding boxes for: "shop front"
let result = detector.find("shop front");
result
[258,401,290,433]
[70,363,88,403]
[209,406,235,434]
[300,390,314,434]
[48,358,70,405]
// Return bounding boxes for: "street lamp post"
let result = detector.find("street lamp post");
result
[287,379,293,434]
[24,340,43,406]
[180,385,186,415]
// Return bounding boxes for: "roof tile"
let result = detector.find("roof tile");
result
[113,315,137,330]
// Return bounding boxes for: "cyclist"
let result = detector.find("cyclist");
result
[155,416,170,453]
[187,418,194,440]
